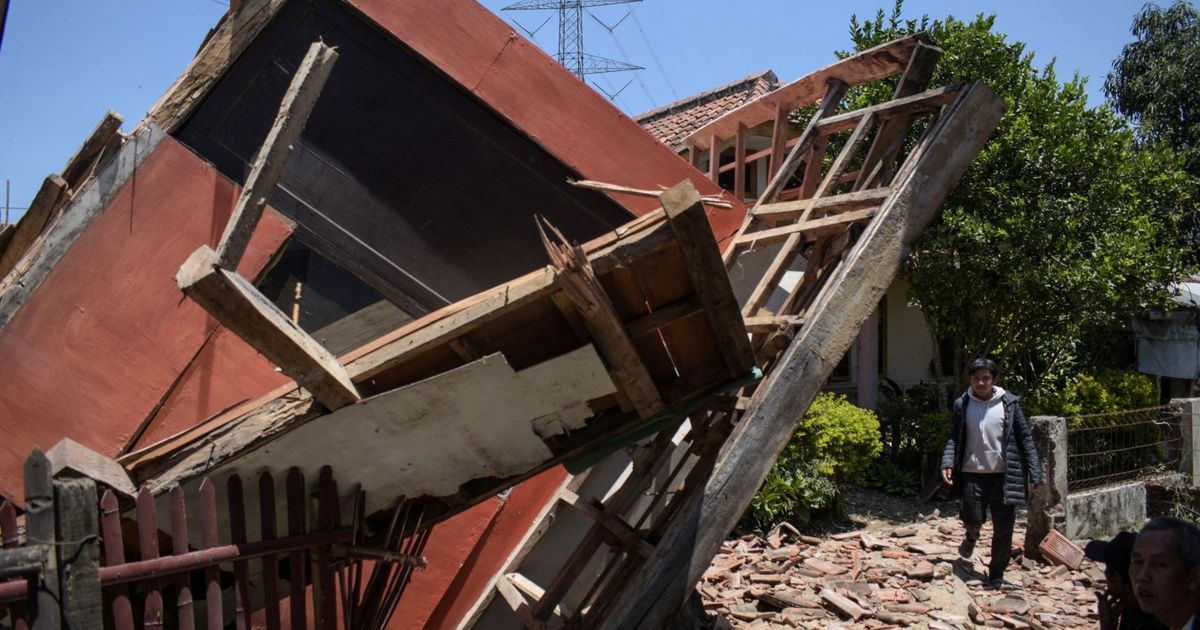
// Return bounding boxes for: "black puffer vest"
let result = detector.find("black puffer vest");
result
[940,389,1044,505]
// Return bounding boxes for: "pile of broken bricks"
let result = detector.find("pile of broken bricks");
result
[699,513,1104,629]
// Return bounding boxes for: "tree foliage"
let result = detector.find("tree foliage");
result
[1104,0,1200,257]
[843,3,1192,397]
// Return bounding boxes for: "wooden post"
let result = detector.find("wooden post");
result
[734,123,747,201]
[597,82,1006,630]
[707,134,721,183]
[215,41,338,269]
[25,449,58,630]
[55,477,101,628]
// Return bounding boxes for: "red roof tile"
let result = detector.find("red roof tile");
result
[635,70,779,151]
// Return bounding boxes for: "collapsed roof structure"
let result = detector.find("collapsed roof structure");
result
[0,0,1003,627]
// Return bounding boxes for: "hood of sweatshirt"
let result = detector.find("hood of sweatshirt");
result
[966,385,1007,404]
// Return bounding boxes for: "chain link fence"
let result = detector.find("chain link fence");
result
[1066,405,1184,492]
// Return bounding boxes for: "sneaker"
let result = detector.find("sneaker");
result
[958,537,977,559]
[989,578,1019,592]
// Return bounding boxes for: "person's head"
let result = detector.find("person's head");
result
[1130,516,1200,627]
[1085,531,1139,605]
[966,357,999,399]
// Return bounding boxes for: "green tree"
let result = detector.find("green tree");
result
[1104,1,1200,259]
[844,3,1192,398]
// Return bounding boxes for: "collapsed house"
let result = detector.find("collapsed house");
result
[0,0,1004,627]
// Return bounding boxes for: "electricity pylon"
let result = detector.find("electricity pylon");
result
[503,0,643,80]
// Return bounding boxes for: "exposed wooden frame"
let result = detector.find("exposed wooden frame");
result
[687,35,932,149]
[597,82,1006,630]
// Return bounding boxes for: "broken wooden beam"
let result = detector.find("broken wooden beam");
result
[0,174,68,280]
[60,111,124,192]
[560,489,655,558]
[215,40,337,269]
[177,245,360,410]
[539,220,664,419]
[659,181,756,378]
[567,179,732,209]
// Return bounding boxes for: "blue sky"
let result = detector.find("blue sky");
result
[0,0,1147,219]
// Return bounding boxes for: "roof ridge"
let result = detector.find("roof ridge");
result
[635,69,778,123]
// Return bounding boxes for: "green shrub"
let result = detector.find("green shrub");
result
[865,458,920,496]
[742,394,883,529]
[1042,369,1157,417]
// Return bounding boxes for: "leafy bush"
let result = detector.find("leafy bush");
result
[1040,370,1157,417]
[742,394,882,530]
[865,458,920,496]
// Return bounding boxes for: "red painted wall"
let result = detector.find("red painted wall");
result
[0,138,292,500]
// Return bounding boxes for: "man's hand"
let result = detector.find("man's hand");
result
[1095,589,1122,629]
[941,467,953,485]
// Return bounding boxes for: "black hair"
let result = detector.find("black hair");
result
[1140,516,1200,570]
[966,357,998,378]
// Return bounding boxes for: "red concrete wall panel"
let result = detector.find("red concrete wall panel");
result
[391,497,503,629]
[419,466,569,629]
[344,0,747,248]
[133,326,290,449]
[0,138,292,500]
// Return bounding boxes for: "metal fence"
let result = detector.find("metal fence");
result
[1066,405,1183,492]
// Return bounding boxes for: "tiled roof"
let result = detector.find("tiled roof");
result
[635,70,779,152]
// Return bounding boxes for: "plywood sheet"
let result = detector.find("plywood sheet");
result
[0,138,292,501]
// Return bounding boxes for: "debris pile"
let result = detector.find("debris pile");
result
[698,514,1103,629]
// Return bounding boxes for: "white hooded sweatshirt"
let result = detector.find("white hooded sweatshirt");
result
[962,386,1006,474]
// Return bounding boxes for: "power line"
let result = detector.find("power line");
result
[630,10,678,101]
[588,9,656,108]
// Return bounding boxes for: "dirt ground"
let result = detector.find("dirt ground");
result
[699,488,1105,629]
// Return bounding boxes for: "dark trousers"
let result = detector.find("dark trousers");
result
[959,472,1016,581]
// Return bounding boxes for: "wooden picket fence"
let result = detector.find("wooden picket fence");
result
[0,449,429,629]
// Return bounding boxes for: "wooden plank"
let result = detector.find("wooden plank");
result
[0,175,68,281]
[100,491,133,630]
[260,472,282,630]
[228,475,252,630]
[56,478,100,629]
[659,181,755,377]
[1,500,29,630]
[597,82,1006,630]
[316,467,337,630]
[170,486,195,630]
[752,188,891,223]
[567,179,733,209]
[495,573,547,630]
[743,315,803,334]
[734,208,878,249]
[199,479,222,630]
[214,41,338,269]
[707,133,721,183]
[539,221,664,419]
[137,487,163,628]
[799,112,878,223]
[60,112,124,192]
[759,79,848,207]
[625,295,702,339]
[855,43,944,191]
[816,83,957,136]
[178,245,360,410]
[768,101,788,180]
[45,437,137,498]
[508,572,574,618]
[734,123,747,200]
[560,490,654,558]
[286,468,307,630]
[146,0,289,133]
[687,35,931,148]
[25,449,58,630]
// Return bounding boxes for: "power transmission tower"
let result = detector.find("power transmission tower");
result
[503,0,643,81]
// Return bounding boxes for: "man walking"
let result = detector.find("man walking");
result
[941,357,1042,588]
